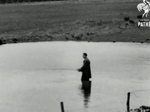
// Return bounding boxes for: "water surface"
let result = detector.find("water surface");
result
[0,42,150,112]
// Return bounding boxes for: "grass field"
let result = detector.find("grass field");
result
[0,1,150,44]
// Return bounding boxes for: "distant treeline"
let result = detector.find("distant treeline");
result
[0,0,66,4]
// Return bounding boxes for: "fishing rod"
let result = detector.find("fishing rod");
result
[50,68,77,71]
[32,68,77,71]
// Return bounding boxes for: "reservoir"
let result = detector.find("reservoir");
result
[0,42,150,112]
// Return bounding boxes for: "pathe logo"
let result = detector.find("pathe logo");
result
[137,0,150,27]
[137,0,150,17]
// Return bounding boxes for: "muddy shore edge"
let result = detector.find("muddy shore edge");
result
[0,1,150,45]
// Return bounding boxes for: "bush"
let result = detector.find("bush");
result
[137,15,142,19]
[0,39,3,45]
[124,17,130,21]
[12,38,18,43]
[129,20,135,24]
[75,34,83,40]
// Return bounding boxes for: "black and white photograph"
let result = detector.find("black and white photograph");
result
[0,0,150,112]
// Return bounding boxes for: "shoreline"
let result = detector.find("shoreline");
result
[0,2,150,45]
[1,20,150,45]
[0,39,150,46]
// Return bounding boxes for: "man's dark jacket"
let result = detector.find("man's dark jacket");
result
[79,58,91,81]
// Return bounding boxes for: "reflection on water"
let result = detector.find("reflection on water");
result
[0,42,150,112]
[80,81,92,108]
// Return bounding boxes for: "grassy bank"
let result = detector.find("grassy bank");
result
[0,2,150,44]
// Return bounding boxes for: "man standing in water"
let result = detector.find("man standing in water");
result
[78,53,92,81]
